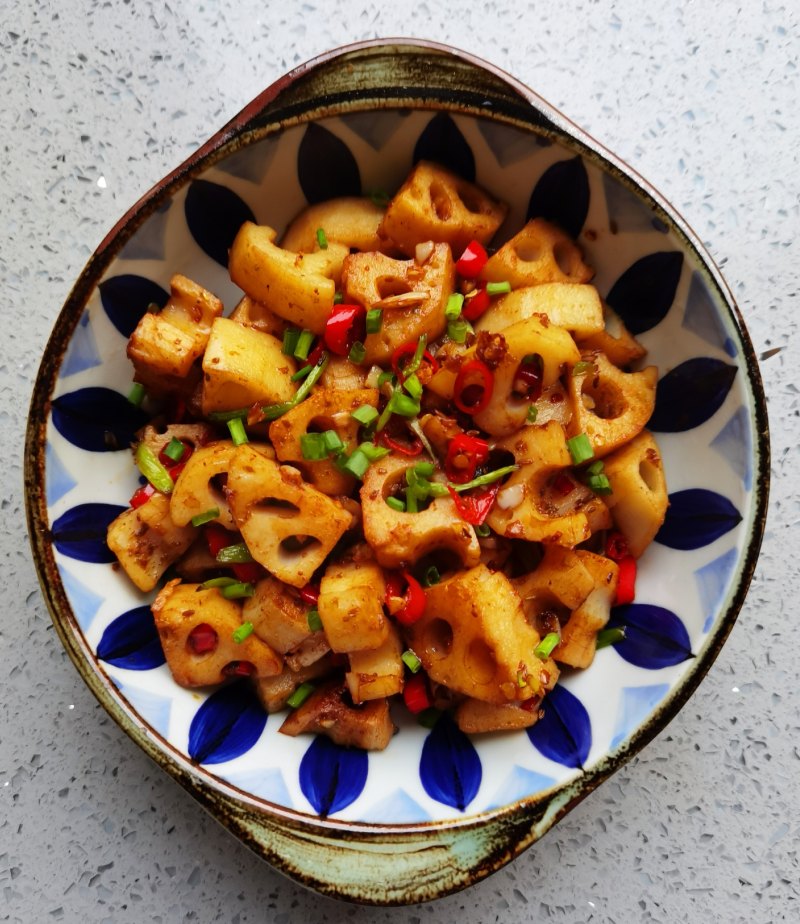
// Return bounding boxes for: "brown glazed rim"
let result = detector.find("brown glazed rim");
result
[24,39,770,904]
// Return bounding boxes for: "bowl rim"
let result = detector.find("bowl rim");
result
[24,37,771,902]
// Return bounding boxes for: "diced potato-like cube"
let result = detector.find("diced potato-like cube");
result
[577,304,647,368]
[281,197,385,253]
[476,283,604,338]
[455,698,541,734]
[379,161,507,256]
[346,623,404,703]
[360,454,480,569]
[341,242,454,364]
[567,352,658,458]
[107,492,195,592]
[318,557,388,653]
[405,565,557,704]
[555,552,619,669]
[269,387,379,495]
[228,295,288,338]
[228,222,348,334]
[254,655,335,713]
[201,317,296,416]
[480,219,593,287]
[320,354,370,391]
[152,579,282,686]
[226,444,352,588]
[603,430,668,558]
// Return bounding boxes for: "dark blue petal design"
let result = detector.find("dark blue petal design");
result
[606,251,684,334]
[51,503,126,564]
[656,488,742,550]
[188,682,267,765]
[413,113,475,181]
[299,735,368,816]
[527,156,589,238]
[99,274,169,338]
[419,714,481,810]
[184,179,256,266]
[297,124,361,204]
[649,358,737,432]
[527,684,591,769]
[96,606,165,670]
[608,604,694,669]
[51,386,149,452]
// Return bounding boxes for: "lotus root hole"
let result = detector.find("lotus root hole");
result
[423,618,453,660]
[430,182,453,221]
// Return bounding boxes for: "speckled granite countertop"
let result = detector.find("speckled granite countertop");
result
[3,2,797,921]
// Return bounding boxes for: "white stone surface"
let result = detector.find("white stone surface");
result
[2,1,797,921]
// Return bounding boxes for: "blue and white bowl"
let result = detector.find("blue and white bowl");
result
[25,40,769,904]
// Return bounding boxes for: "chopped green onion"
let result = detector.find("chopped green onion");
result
[351,405,379,426]
[221,582,255,600]
[342,448,371,480]
[162,437,185,462]
[422,565,440,587]
[486,280,512,296]
[527,405,538,423]
[417,708,441,729]
[366,308,383,333]
[282,327,301,356]
[191,507,220,528]
[208,406,249,422]
[323,430,344,454]
[294,329,315,361]
[315,227,328,250]
[333,291,344,305]
[445,293,464,320]
[227,417,248,446]
[534,631,560,659]
[448,465,518,493]
[596,627,626,649]
[286,682,315,709]
[369,189,391,208]
[447,318,473,343]
[233,621,254,643]
[216,542,254,564]
[300,432,328,461]
[291,364,312,382]
[385,496,406,512]
[403,373,423,401]
[413,461,435,478]
[199,576,238,589]
[573,360,594,377]
[307,608,323,632]
[262,353,329,420]
[389,391,421,418]
[377,370,395,387]
[402,335,428,379]
[348,341,367,364]
[359,441,391,463]
[475,523,491,537]
[135,443,174,494]
[586,473,613,495]
[585,459,605,476]
[566,433,594,466]
[127,382,146,407]
[401,649,423,673]
[405,488,419,513]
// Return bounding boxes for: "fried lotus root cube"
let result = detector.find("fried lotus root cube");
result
[455,698,541,734]
[345,623,404,704]
[602,430,668,558]
[281,197,385,253]
[471,316,580,437]
[228,295,288,338]
[576,304,647,368]
[152,579,282,686]
[378,160,507,256]
[228,222,348,334]
[107,493,195,592]
[137,422,216,460]
[567,352,658,458]
[487,421,596,547]
[268,386,379,495]
[480,218,593,287]
[318,556,388,653]
[341,242,454,364]
[254,654,336,713]
[476,283,605,338]
[279,680,395,751]
[405,565,556,704]
[127,274,224,394]
[360,454,480,569]
[226,444,352,588]
[511,544,596,634]
[201,317,296,416]
[555,551,619,669]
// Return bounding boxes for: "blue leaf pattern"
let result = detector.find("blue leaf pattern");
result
[184,179,256,266]
[608,604,693,669]
[527,684,591,769]
[51,503,126,563]
[413,113,475,181]
[656,488,742,550]
[45,442,77,506]
[51,386,149,452]
[99,274,169,338]
[606,251,683,334]
[649,357,738,432]
[419,714,482,810]
[297,124,361,204]
[188,682,267,765]
[61,312,102,377]
[299,736,368,816]
[527,156,589,238]
[97,606,165,670]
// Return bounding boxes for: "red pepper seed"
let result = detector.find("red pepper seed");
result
[187,623,218,655]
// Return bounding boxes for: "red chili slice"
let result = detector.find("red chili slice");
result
[605,530,630,561]
[403,672,432,714]
[455,240,488,278]
[447,483,499,526]
[384,571,405,607]
[615,556,637,605]
[205,523,231,558]
[552,472,575,497]
[222,660,256,678]
[187,623,218,655]
[511,354,544,401]
[376,429,424,457]
[158,439,194,467]
[129,482,156,509]
[231,561,263,583]
[299,583,320,605]
[461,284,491,322]
[306,341,325,366]
[453,359,494,414]
[390,341,440,381]
[444,433,489,483]
[323,303,366,356]
[394,571,427,626]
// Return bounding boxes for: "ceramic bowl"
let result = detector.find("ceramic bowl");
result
[25,40,769,904]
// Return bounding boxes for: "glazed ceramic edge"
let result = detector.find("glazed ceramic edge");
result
[24,39,770,905]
